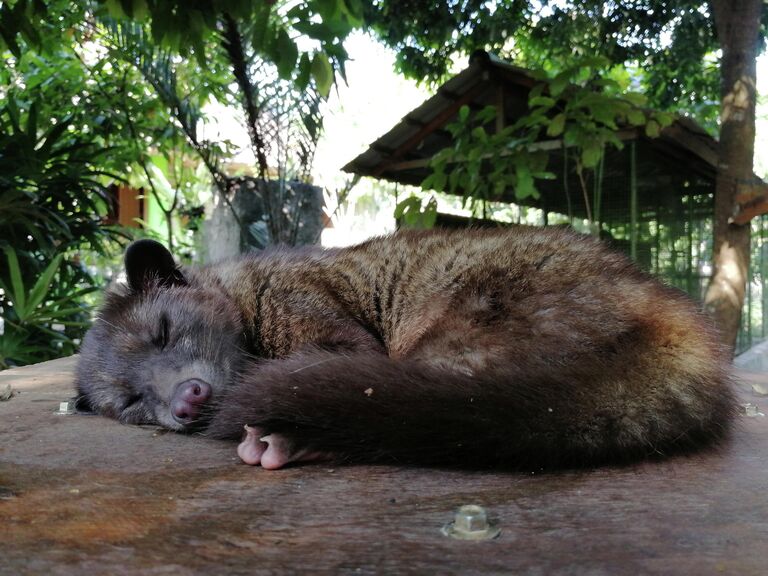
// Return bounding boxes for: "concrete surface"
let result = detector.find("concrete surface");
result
[1,356,768,575]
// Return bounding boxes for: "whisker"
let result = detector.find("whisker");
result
[96,317,123,332]
[289,357,336,374]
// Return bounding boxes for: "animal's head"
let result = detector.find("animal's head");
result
[75,239,244,431]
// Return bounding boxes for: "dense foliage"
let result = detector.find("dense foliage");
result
[0,98,118,368]
[0,0,363,367]
[365,1,766,132]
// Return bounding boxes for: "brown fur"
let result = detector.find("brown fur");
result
[76,227,736,468]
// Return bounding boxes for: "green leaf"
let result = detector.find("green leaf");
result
[296,53,312,91]
[31,306,87,320]
[311,52,333,97]
[432,171,447,191]
[587,101,620,128]
[105,0,126,18]
[26,254,63,312]
[5,96,21,132]
[46,286,98,310]
[476,105,496,124]
[0,18,22,57]
[422,197,438,228]
[655,112,675,127]
[645,119,660,138]
[342,0,365,26]
[527,151,549,172]
[394,195,419,219]
[275,28,298,80]
[38,117,71,159]
[431,148,452,163]
[627,109,646,126]
[623,92,647,107]
[421,174,435,190]
[314,0,341,20]
[294,20,340,43]
[471,126,487,142]
[458,104,470,122]
[547,113,566,137]
[132,0,149,20]
[581,144,602,168]
[3,247,26,317]
[603,131,624,150]
[190,34,207,67]
[515,164,535,200]
[529,96,555,108]
[528,82,545,101]
[550,73,570,97]
[26,100,38,141]
[252,5,272,50]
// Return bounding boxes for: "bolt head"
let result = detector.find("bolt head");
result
[455,505,489,533]
[56,400,76,415]
[442,504,501,540]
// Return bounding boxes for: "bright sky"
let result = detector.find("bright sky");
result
[313,33,431,188]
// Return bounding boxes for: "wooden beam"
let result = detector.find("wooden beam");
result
[731,199,768,225]
[371,81,488,177]
[735,181,768,204]
[731,180,768,225]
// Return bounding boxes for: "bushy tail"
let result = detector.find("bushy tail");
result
[204,350,735,469]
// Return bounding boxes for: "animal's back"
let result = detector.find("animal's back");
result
[330,227,720,371]
[204,227,734,467]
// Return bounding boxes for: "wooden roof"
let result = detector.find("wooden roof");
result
[343,51,721,221]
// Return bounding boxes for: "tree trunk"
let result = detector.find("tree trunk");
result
[704,0,763,354]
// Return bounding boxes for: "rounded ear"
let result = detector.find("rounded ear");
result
[124,239,186,291]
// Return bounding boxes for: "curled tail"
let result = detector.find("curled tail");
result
[204,349,736,469]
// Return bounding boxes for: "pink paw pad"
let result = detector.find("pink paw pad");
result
[237,425,328,469]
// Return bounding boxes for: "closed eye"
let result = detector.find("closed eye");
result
[152,314,170,350]
[119,394,155,425]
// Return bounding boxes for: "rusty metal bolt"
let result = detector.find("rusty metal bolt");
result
[442,504,501,540]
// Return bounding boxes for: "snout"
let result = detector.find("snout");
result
[171,378,212,424]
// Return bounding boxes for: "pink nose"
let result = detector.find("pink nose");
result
[170,379,212,423]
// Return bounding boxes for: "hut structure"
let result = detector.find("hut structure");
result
[343,51,768,353]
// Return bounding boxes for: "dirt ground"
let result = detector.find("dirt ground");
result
[1,355,768,575]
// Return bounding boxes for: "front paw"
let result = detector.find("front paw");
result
[237,425,269,465]
[237,425,329,470]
